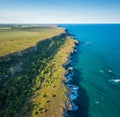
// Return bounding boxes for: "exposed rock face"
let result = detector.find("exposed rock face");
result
[74,40,79,45]
[68,67,73,71]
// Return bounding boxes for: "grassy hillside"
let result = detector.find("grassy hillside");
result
[0,25,76,117]
[0,25,64,56]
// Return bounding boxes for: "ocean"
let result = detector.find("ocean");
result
[60,24,120,117]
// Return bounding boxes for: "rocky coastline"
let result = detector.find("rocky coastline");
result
[62,32,79,116]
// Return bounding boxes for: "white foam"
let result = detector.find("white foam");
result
[69,85,79,100]
[72,103,79,110]
[67,84,74,87]
[108,70,112,73]
[100,70,104,73]
[110,79,120,83]
[66,72,73,81]
[72,86,79,90]
[65,70,79,112]
[66,76,73,81]
[85,42,92,45]
[95,101,99,104]
[70,94,78,100]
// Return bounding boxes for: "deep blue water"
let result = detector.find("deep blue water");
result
[61,24,120,117]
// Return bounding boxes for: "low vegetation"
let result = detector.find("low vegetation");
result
[0,25,76,117]
[0,25,64,56]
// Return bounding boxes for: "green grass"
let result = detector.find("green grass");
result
[0,26,64,56]
[0,25,76,117]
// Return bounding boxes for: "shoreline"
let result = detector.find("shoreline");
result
[0,25,78,117]
[62,28,79,116]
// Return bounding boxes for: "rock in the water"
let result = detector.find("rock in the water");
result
[68,67,73,71]
[74,40,79,45]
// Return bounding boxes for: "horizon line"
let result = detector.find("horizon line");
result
[0,22,120,25]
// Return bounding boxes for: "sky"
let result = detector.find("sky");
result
[0,0,120,24]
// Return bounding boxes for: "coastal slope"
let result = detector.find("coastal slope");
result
[0,25,76,117]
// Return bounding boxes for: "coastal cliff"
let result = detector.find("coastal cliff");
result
[0,25,77,117]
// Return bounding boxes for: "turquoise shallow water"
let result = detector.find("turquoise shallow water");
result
[61,24,120,117]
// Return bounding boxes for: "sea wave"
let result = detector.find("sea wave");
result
[66,72,79,111]
[109,79,120,83]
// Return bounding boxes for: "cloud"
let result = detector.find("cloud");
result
[0,15,21,23]
[0,14,39,23]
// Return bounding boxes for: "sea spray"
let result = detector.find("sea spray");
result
[64,63,79,113]
[63,45,80,117]
[109,79,120,83]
